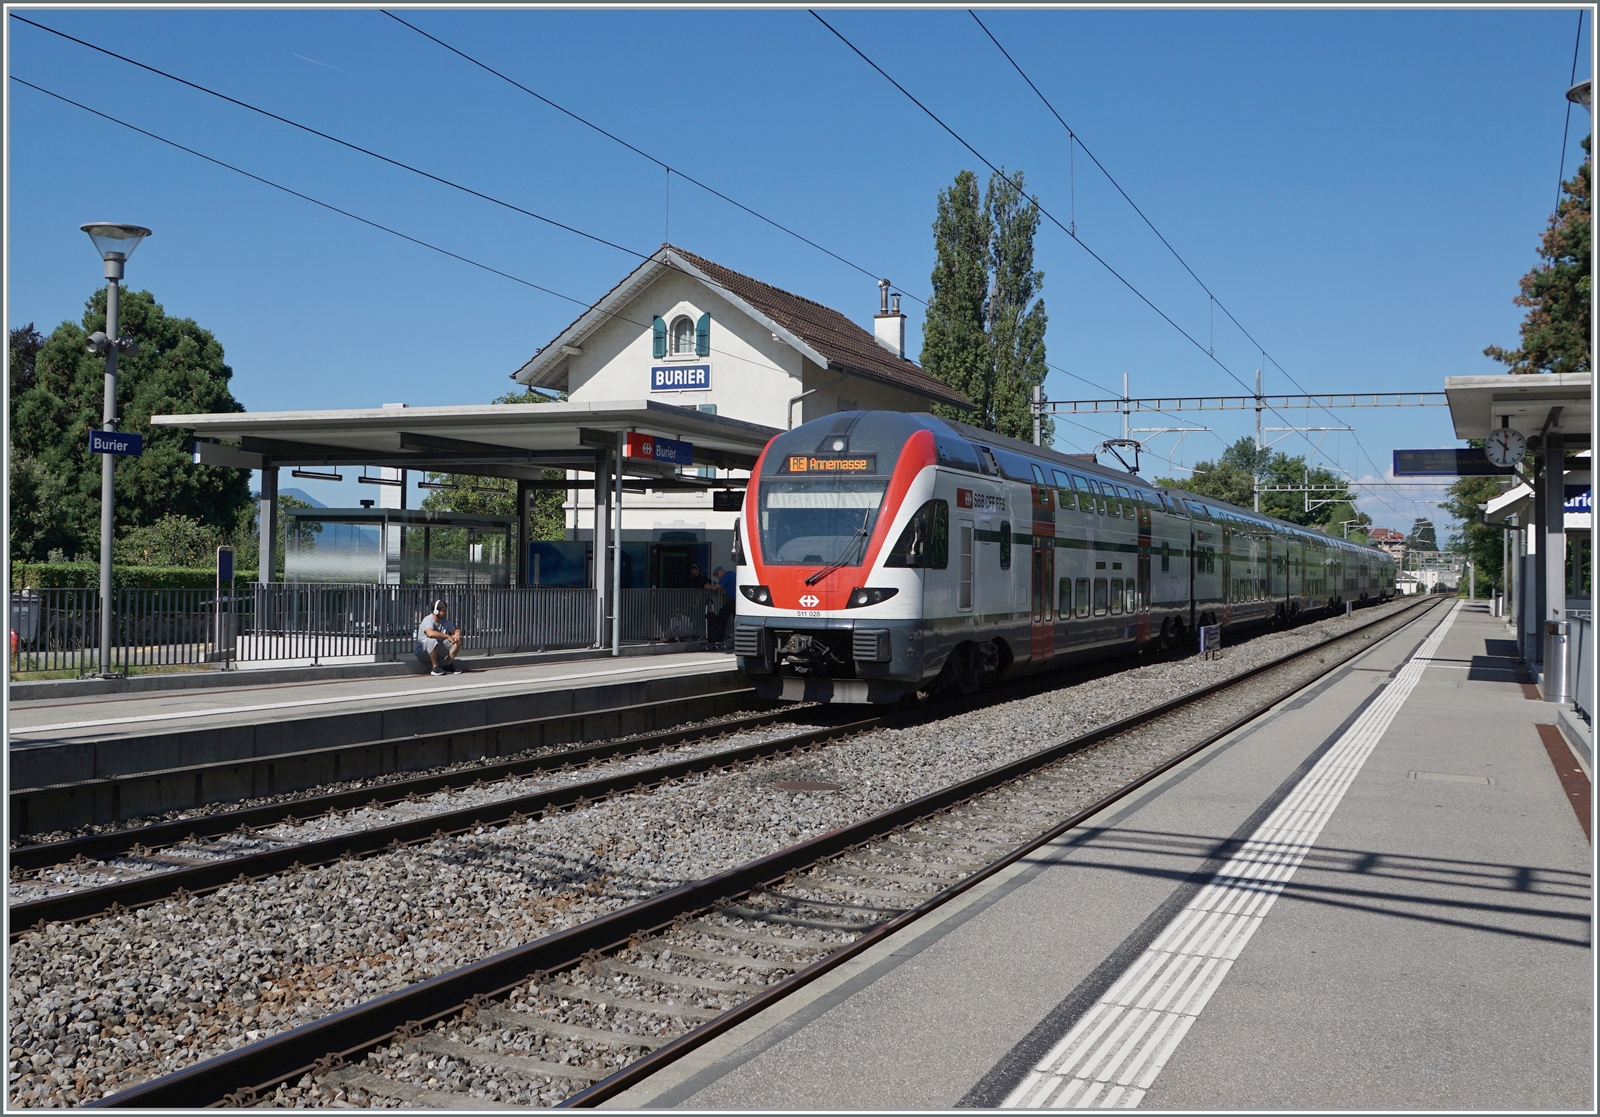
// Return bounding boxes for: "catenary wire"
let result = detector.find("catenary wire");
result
[967,10,1411,519]
[382,11,1124,406]
[380,9,889,288]
[810,10,1391,508]
[1557,10,1586,214]
[7,77,805,398]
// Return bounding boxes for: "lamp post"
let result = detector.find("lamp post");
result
[80,222,151,676]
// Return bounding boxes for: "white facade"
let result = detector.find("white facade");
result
[515,248,966,577]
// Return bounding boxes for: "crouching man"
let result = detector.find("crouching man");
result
[417,599,463,675]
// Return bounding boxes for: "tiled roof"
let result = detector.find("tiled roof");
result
[667,246,972,410]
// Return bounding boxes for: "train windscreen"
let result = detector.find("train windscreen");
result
[758,480,889,565]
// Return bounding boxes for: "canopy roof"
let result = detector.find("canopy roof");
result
[1444,373,1591,443]
[151,399,781,482]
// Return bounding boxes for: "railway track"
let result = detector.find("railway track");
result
[9,606,1307,930]
[9,680,760,843]
[74,595,1443,1109]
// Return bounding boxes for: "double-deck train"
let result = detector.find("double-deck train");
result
[732,411,1396,703]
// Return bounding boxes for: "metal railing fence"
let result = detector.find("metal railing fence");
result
[10,584,720,674]
[1569,608,1592,723]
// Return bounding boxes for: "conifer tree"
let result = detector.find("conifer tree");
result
[922,171,990,426]
[986,169,1052,444]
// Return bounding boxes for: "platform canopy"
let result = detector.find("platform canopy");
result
[1443,372,1591,444]
[152,399,782,483]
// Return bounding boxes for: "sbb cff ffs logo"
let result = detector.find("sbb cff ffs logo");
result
[956,488,1006,512]
[798,594,820,608]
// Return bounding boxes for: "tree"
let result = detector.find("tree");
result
[9,323,43,409]
[923,170,990,427]
[987,170,1052,444]
[1442,476,1505,595]
[1155,436,1356,528]
[922,168,1052,443]
[9,288,253,562]
[1485,136,1591,375]
[1408,517,1439,552]
[420,388,566,540]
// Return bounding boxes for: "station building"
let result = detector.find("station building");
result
[511,245,971,581]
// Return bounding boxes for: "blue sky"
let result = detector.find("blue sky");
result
[6,6,1592,532]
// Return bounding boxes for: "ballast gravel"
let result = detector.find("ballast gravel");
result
[5,599,1424,1107]
[11,705,794,849]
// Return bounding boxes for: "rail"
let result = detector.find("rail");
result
[86,596,1442,1109]
[8,585,723,674]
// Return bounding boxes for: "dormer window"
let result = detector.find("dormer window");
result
[671,315,695,355]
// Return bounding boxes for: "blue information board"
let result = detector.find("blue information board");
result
[88,429,143,456]
[1392,448,1511,476]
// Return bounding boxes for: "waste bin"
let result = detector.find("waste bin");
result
[1542,619,1570,703]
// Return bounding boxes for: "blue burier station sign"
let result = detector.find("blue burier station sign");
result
[651,364,711,392]
[88,429,143,456]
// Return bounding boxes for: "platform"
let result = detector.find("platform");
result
[609,604,1592,1111]
[9,650,739,795]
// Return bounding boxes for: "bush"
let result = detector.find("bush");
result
[12,563,259,590]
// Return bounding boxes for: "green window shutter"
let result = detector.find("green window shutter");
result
[652,317,667,359]
[695,313,710,356]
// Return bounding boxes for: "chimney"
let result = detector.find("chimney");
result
[873,279,906,359]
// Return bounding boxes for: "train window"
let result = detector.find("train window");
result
[1116,485,1133,517]
[1032,464,1047,485]
[1109,578,1124,614]
[977,445,1001,476]
[1076,578,1091,618]
[958,522,974,611]
[885,500,949,569]
[999,520,1011,570]
[1161,541,1170,572]
[1093,578,1109,615]
[1124,581,1136,614]
[1058,576,1072,617]
[1053,469,1075,510]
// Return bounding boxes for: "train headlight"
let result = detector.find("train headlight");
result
[739,585,773,605]
[846,587,899,608]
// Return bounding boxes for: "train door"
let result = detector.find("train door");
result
[1220,524,1232,625]
[1029,481,1056,661]
[1135,489,1152,641]
[957,519,975,614]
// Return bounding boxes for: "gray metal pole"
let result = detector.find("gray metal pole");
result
[257,466,279,583]
[1031,385,1042,447]
[1543,431,1569,699]
[1253,369,1262,513]
[612,431,624,656]
[97,269,121,675]
[593,454,609,648]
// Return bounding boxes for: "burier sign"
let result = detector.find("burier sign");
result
[88,429,143,456]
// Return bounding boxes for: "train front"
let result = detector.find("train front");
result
[733,411,935,703]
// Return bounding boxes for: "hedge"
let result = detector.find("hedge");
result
[12,563,260,590]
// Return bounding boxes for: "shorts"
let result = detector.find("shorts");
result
[416,637,448,662]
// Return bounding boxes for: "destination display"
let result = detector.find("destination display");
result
[651,364,711,392]
[780,453,877,474]
[88,429,143,456]
[1392,448,1513,476]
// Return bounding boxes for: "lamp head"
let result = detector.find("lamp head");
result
[80,223,151,271]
